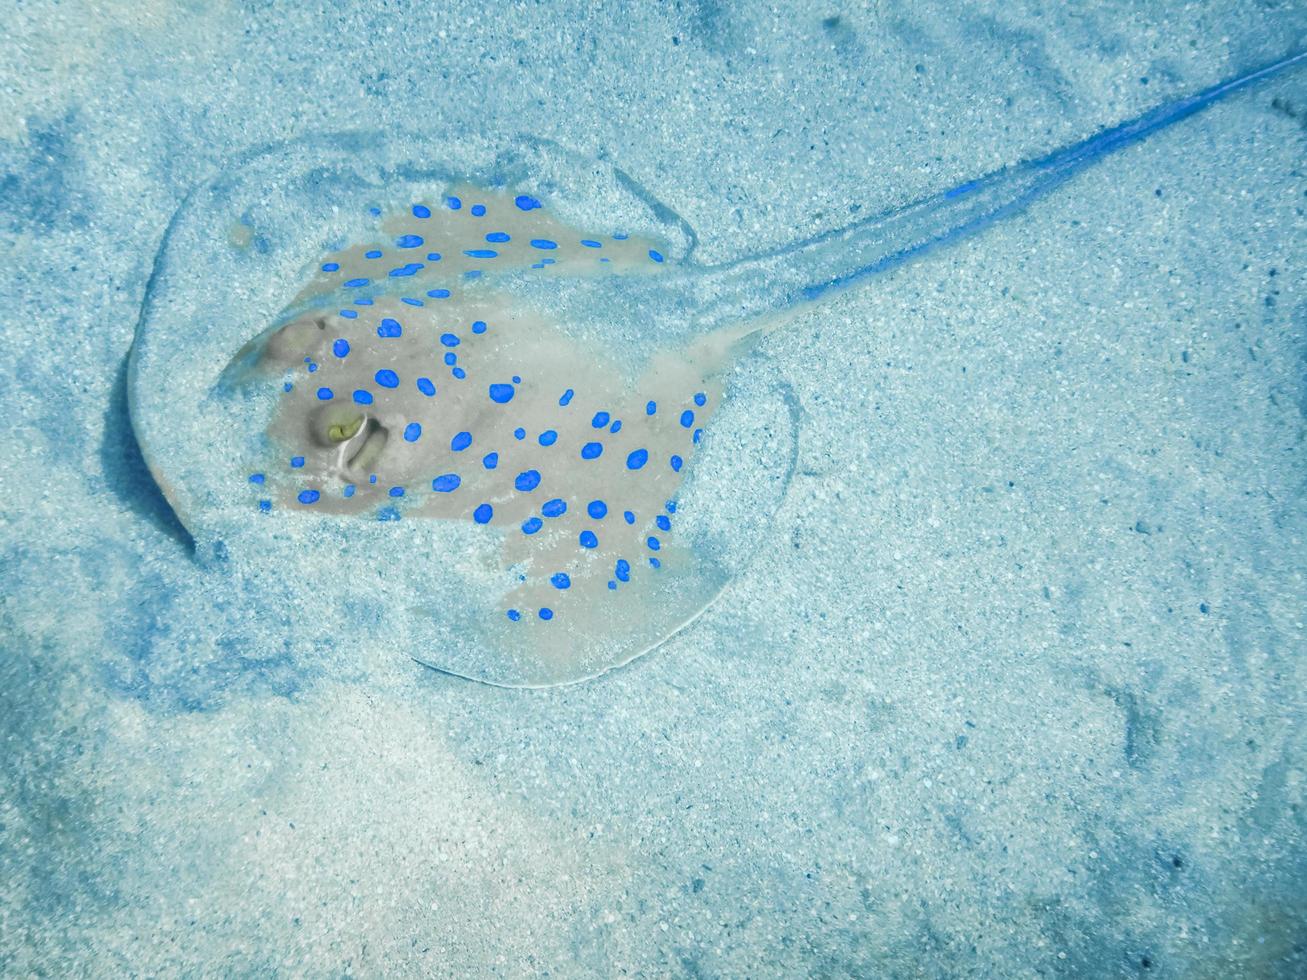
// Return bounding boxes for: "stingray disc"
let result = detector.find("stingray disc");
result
[130,132,796,686]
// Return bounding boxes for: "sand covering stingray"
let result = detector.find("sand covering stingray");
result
[129,52,1306,686]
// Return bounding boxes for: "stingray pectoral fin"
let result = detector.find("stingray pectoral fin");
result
[406,349,799,688]
[410,542,730,688]
[688,50,1307,330]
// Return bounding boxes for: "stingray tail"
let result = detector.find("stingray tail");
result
[691,50,1305,325]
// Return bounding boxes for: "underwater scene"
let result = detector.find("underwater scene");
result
[2,1,1305,976]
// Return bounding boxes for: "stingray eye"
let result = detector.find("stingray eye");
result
[307,403,387,470]
[342,418,388,473]
[308,404,365,446]
[262,315,327,365]
[326,416,363,443]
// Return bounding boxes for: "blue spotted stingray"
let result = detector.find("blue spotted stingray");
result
[130,52,1305,686]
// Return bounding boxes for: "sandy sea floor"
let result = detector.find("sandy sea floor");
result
[2,2,1306,975]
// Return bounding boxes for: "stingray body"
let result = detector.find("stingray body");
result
[241,187,725,628]
[130,52,1305,686]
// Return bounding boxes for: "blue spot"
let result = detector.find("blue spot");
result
[432,474,461,492]
[579,530,599,549]
[521,517,543,535]
[344,278,369,288]
[417,377,436,396]
[451,431,472,452]
[514,427,526,440]
[369,475,377,484]
[306,361,318,373]
[538,607,554,621]
[645,401,656,416]
[332,338,350,358]
[473,503,493,524]
[514,470,542,492]
[680,410,694,428]
[344,484,356,498]
[452,367,466,380]
[298,489,320,505]
[624,510,635,524]
[378,318,402,338]
[512,375,521,384]
[647,536,661,551]
[550,573,571,590]
[259,499,271,512]
[656,515,671,531]
[427,288,451,299]
[249,473,265,484]
[670,455,683,472]
[591,411,610,428]
[581,442,603,460]
[471,204,486,217]
[472,320,487,334]
[530,239,558,250]
[403,422,421,443]
[389,486,405,498]
[290,456,305,468]
[650,557,662,569]
[489,383,514,404]
[402,297,424,307]
[694,392,707,407]
[693,428,703,444]
[396,234,424,248]
[542,498,567,518]
[427,252,442,261]
[412,204,431,218]
[482,452,499,470]
[353,389,373,405]
[374,369,399,388]
[447,196,462,210]
[608,581,617,590]
[666,501,677,513]
[580,239,602,248]
[615,559,631,582]
[587,500,608,519]
[507,609,522,621]
[626,448,649,470]
[440,333,460,348]
[538,430,558,446]
[365,250,383,259]
[388,263,424,278]
[444,352,457,366]
[284,382,293,392]
[340,310,358,319]
[610,420,622,434]
[515,195,542,211]
[322,262,340,272]
[649,249,664,263]
[486,231,510,243]
[316,387,333,401]
[463,249,497,259]
[559,388,574,406]
[354,298,374,306]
